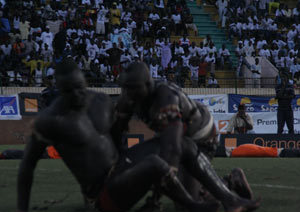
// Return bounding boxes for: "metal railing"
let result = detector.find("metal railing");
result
[1,76,299,96]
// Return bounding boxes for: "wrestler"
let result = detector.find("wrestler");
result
[17,58,219,212]
[113,62,260,212]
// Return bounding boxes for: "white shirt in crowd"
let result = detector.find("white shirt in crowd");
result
[205,55,216,64]
[287,29,297,41]
[189,65,199,79]
[243,44,255,57]
[181,55,191,67]
[256,40,267,50]
[46,67,55,76]
[197,47,207,57]
[120,53,132,69]
[259,49,271,58]
[251,64,261,78]
[67,28,77,37]
[172,14,181,24]
[175,46,184,55]
[218,48,230,57]
[35,68,43,86]
[179,38,190,46]
[271,49,279,60]
[1,44,12,55]
[208,77,218,86]
[82,0,91,5]
[275,57,285,68]
[188,46,198,57]
[273,40,286,49]
[99,64,110,75]
[155,0,165,8]
[127,21,137,34]
[86,43,99,60]
[150,64,160,78]
[285,55,294,68]
[41,31,54,47]
[149,13,160,21]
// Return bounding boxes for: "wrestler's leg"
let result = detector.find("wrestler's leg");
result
[106,155,219,212]
[181,138,260,212]
[223,168,253,200]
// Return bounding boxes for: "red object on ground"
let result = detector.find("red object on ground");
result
[231,144,278,157]
[47,146,61,159]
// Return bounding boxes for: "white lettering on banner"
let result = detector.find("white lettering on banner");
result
[0,95,22,120]
[213,112,300,134]
[260,105,278,112]
[0,105,15,114]
[232,104,255,112]
[189,95,228,114]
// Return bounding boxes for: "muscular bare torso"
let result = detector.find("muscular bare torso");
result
[35,91,119,197]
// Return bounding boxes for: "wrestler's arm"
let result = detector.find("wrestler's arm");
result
[17,133,47,212]
[111,95,134,151]
[151,86,183,169]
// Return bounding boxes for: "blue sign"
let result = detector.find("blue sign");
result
[228,94,300,113]
[0,95,21,120]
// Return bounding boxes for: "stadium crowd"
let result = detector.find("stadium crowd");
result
[0,0,300,89]
[214,0,300,88]
[0,0,221,88]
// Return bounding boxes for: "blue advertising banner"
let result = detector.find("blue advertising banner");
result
[228,94,300,113]
[0,95,22,120]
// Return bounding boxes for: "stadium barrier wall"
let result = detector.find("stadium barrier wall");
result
[216,134,300,157]
[1,87,300,96]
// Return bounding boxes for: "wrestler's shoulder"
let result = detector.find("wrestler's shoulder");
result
[154,81,181,96]
[87,90,113,104]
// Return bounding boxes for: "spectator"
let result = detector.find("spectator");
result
[106,42,123,80]
[183,11,198,36]
[110,2,121,26]
[19,16,30,40]
[216,0,228,28]
[41,26,54,50]
[205,51,216,74]
[251,58,261,88]
[12,38,25,56]
[171,11,182,35]
[226,103,254,134]
[218,44,232,69]
[198,57,208,88]
[275,72,295,134]
[161,41,172,70]
[207,73,220,88]
[33,62,43,87]
[0,39,11,56]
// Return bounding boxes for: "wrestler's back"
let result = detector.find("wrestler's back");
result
[34,91,118,192]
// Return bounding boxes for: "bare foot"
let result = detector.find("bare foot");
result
[190,200,220,212]
[225,197,261,212]
[229,168,253,200]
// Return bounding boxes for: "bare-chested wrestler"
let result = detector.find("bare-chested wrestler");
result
[17,58,220,212]
[112,62,260,212]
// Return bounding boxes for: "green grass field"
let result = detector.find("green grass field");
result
[0,145,300,212]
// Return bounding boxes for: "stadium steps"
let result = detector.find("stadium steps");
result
[186,1,238,72]
[170,36,204,44]
[215,70,244,88]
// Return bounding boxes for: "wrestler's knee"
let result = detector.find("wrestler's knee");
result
[144,155,169,174]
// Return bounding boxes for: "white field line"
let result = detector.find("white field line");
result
[251,184,300,191]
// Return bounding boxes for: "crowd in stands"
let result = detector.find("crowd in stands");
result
[2,0,300,89]
[0,0,222,88]
[213,0,300,88]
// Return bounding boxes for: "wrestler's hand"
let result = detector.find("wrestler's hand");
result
[116,96,135,116]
